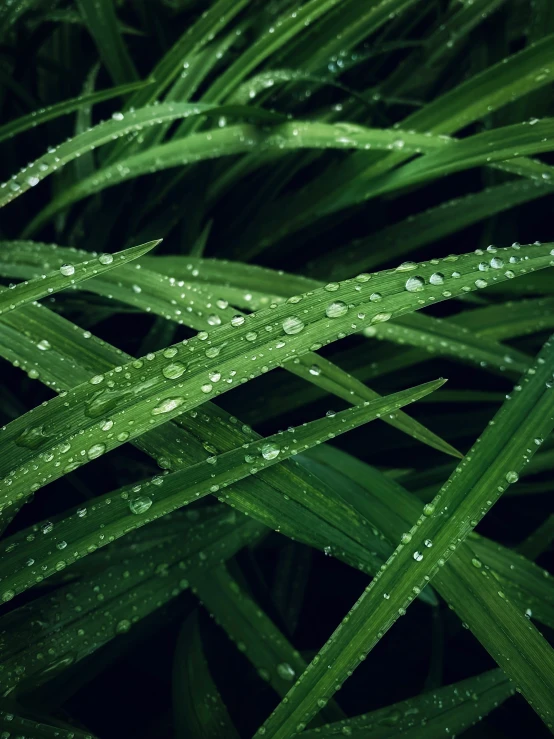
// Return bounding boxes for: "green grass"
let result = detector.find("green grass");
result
[0,1,553,737]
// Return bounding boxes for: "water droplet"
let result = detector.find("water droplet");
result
[405,276,425,292]
[152,397,185,415]
[37,339,51,351]
[116,619,131,633]
[231,315,245,327]
[283,316,305,335]
[60,264,75,276]
[429,272,444,285]
[309,365,321,376]
[87,443,106,460]
[129,496,152,515]
[277,663,295,680]
[15,425,50,449]
[325,301,348,318]
[162,362,186,379]
[261,443,280,460]
[413,551,423,561]
[505,470,519,484]
[99,254,114,265]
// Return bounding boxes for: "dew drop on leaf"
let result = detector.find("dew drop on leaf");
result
[325,301,348,318]
[282,316,305,334]
[129,496,152,515]
[405,276,425,292]
[261,443,280,460]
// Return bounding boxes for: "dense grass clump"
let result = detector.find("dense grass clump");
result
[0,1,553,737]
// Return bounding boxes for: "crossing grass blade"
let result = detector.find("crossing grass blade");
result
[257,335,554,737]
[1,243,553,512]
[0,239,459,457]
[317,179,554,278]
[301,669,514,738]
[189,564,343,721]
[0,300,404,584]
[0,102,284,212]
[0,79,153,144]
[0,709,98,739]
[76,0,138,85]
[0,506,265,695]
[173,611,241,739]
[0,240,159,317]
[0,378,443,601]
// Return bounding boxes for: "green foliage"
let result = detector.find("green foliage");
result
[0,1,553,737]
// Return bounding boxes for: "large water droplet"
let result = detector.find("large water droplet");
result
[129,496,152,515]
[282,316,304,335]
[405,276,425,292]
[325,301,348,318]
[152,397,185,415]
[261,443,280,460]
[162,362,186,379]
[60,264,75,276]
[87,443,106,460]
[277,662,295,680]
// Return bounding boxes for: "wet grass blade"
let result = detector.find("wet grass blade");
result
[1,242,552,512]
[0,507,265,695]
[76,0,138,85]
[190,564,342,721]
[0,240,457,457]
[0,708,97,739]
[0,241,159,317]
[258,335,554,736]
[301,669,514,738]
[173,612,240,739]
[0,79,153,143]
[0,379,444,601]
[319,180,554,278]
[0,301,398,582]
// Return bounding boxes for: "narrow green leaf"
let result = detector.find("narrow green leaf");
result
[0,301,397,583]
[0,380,444,601]
[190,564,343,721]
[0,241,159,317]
[319,179,554,278]
[173,612,240,739]
[0,708,97,739]
[301,669,514,738]
[76,0,138,85]
[0,240,457,457]
[1,242,552,512]
[0,102,277,211]
[0,79,153,143]
[0,506,264,695]
[126,0,251,110]
[258,335,554,736]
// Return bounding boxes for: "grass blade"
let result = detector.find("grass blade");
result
[173,612,240,739]
[0,240,159,317]
[76,0,138,85]
[0,242,552,512]
[302,670,514,738]
[258,335,554,736]
[0,380,444,601]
